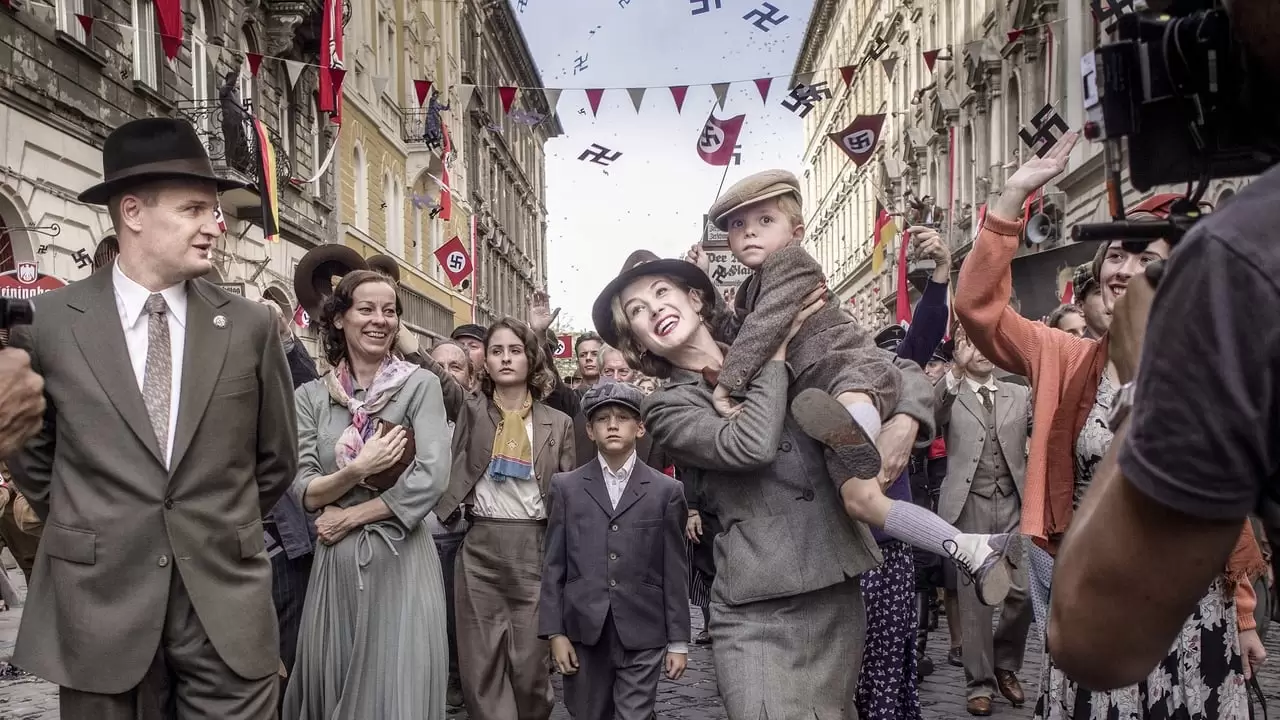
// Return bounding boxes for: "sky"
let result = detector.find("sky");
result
[511,0,818,332]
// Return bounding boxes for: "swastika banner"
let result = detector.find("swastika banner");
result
[828,114,886,168]
[554,334,575,359]
[433,235,473,287]
[696,112,746,166]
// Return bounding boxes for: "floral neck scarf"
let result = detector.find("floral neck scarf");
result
[326,356,418,470]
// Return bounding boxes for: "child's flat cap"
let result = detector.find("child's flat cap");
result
[582,379,645,419]
[707,169,802,231]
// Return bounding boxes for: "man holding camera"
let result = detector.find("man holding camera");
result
[1049,0,1280,691]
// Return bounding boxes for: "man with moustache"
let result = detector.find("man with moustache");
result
[7,118,297,719]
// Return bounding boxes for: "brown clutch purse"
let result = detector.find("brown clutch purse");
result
[360,420,416,493]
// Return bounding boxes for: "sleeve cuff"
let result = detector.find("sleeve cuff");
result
[1238,613,1257,632]
[667,642,689,654]
[983,210,1024,238]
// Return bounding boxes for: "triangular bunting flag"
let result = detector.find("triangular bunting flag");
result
[456,84,476,111]
[924,49,941,71]
[880,57,898,81]
[840,65,857,87]
[965,40,985,61]
[155,0,182,61]
[414,80,433,107]
[670,86,689,113]
[372,75,390,97]
[284,60,306,89]
[75,13,94,36]
[754,78,772,103]
[626,87,646,113]
[206,44,223,68]
[498,86,518,114]
[543,87,563,115]
[585,88,605,117]
[246,52,263,78]
[1007,29,1025,44]
[711,82,730,109]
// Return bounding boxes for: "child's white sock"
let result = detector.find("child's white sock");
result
[845,402,882,442]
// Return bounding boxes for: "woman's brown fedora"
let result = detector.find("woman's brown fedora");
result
[78,118,249,205]
[293,244,370,316]
[591,250,718,347]
[366,254,402,283]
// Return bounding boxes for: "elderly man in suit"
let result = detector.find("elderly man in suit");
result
[540,380,689,720]
[7,117,297,720]
[934,332,1033,716]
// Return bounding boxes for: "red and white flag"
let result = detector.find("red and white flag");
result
[293,304,310,329]
[828,114,886,167]
[434,235,473,287]
[318,0,346,123]
[696,112,746,166]
[553,334,574,360]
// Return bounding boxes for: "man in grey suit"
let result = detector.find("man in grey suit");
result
[539,381,690,720]
[6,118,298,719]
[934,332,1033,716]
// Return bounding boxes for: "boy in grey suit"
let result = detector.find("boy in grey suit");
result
[539,381,690,720]
[703,171,1017,606]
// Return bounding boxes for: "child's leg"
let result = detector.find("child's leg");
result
[566,638,617,720]
[613,646,666,720]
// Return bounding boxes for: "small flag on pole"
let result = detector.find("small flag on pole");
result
[872,202,896,275]
[252,117,280,243]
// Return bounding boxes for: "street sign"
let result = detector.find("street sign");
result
[0,263,66,300]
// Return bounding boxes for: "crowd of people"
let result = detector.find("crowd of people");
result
[3,10,1280,714]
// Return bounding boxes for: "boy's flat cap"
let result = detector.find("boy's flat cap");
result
[582,379,644,419]
[707,169,802,231]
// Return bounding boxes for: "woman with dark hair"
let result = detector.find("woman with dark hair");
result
[284,269,452,719]
[955,133,1266,720]
[433,317,575,720]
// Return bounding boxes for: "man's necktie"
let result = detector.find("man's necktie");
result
[142,293,172,454]
[978,386,993,414]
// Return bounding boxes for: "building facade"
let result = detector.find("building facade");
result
[457,0,560,328]
[1,0,336,357]
[796,0,1253,326]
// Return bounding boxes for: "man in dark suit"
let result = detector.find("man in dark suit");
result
[7,118,297,719]
[539,381,690,720]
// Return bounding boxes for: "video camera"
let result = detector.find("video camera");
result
[0,299,33,330]
[1073,0,1280,247]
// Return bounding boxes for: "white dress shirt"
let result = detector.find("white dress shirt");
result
[113,262,186,468]
[473,416,546,520]
[945,371,998,397]
[598,451,637,508]
[598,450,687,655]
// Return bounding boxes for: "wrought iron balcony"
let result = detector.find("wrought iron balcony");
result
[174,100,293,189]
[401,96,449,148]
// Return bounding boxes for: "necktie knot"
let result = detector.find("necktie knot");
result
[145,293,168,316]
[978,386,993,411]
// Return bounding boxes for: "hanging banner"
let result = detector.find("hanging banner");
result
[318,0,345,123]
[828,114,886,167]
[252,117,280,242]
[553,334,575,360]
[434,235,473,287]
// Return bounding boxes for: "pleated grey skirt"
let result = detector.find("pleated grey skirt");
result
[709,577,867,720]
[282,520,449,719]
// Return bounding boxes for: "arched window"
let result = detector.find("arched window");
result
[391,177,404,256]
[191,3,211,100]
[354,144,368,231]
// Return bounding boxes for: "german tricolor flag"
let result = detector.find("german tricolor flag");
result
[872,201,896,274]
[253,117,280,243]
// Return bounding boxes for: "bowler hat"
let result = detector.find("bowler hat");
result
[874,323,907,352]
[451,324,487,342]
[367,254,402,283]
[582,378,644,419]
[78,118,248,205]
[707,169,802,231]
[592,250,718,348]
[293,244,370,316]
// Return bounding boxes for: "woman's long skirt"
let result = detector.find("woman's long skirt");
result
[1034,577,1251,720]
[856,541,922,720]
[283,521,449,719]
[710,577,866,720]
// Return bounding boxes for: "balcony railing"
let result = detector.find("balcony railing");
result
[401,97,448,147]
[175,100,293,187]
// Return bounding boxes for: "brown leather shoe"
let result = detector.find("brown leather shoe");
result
[995,669,1025,707]
[966,697,992,716]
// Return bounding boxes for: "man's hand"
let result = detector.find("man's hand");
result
[686,509,703,543]
[0,349,45,458]
[685,243,710,274]
[665,651,688,680]
[315,505,356,546]
[877,414,919,482]
[550,635,579,675]
[1108,269,1158,384]
[712,385,743,418]
[951,339,973,380]
[1240,628,1267,680]
[909,226,951,283]
[527,289,561,334]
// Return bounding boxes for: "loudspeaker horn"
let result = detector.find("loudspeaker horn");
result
[1025,213,1058,245]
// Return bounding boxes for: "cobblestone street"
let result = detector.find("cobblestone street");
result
[2,564,1277,719]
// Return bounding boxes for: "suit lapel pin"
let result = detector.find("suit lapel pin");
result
[213,315,227,328]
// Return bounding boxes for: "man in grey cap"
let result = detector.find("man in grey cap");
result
[450,323,486,386]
